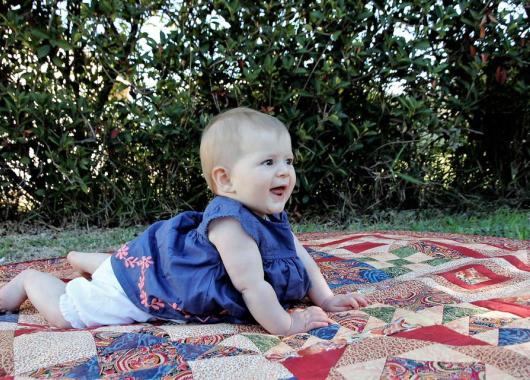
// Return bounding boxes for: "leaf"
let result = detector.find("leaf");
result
[414,40,430,50]
[79,159,90,170]
[331,31,341,41]
[30,28,49,40]
[52,56,64,67]
[37,45,50,58]
[358,11,373,20]
[461,17,475,27]
[328,114,341,126]
[54,39,72,51]
[78,179,89,194]
[392,145,407,169]
[73,32,82,43]
[396,173,424,185]
[100,0,112,14]
[310,10,324,23]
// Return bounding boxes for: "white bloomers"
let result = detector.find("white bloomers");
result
[59,257,153,328]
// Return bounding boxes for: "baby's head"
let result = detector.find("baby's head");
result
[200,107,295,216]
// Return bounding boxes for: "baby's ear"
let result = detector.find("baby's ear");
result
[211,166,234,193]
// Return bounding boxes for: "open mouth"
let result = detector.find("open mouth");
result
[270,185,287,197]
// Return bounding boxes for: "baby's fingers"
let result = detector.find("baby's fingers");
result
[307,320,331,330]
[340,293,369,310]
[346,296,360,309]
[306,307,332,325]
[353,293,369,307]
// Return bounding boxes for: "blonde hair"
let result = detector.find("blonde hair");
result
[200,107,289,192]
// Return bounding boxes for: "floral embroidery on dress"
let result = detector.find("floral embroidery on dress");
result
[115,244,129,259]
[114,243,217,322]
[114,244,165,310]
[115,244,138,267]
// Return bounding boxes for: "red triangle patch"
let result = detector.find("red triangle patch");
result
[343,242,386,253]
[281,345,346,380]
[393,325,490,346]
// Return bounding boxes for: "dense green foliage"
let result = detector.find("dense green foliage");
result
[1,0,528,225]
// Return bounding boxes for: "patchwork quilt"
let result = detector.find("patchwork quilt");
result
[0,230,529,379]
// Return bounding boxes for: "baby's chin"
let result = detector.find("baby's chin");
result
[249,205,285,219]
[239,196,291,218]
[264,203,289,217]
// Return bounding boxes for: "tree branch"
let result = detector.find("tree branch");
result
[94,1,142,118]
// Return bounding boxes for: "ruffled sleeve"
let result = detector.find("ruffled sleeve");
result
[196,196,262,246]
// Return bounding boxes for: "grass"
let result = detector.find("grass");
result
[294,207,529,240]
[0,226,145,264]
[1,207,528,263]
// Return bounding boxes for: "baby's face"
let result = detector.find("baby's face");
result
[228,128,295,217]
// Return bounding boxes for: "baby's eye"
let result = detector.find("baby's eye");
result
[262,159,274,166]
[286,158,294,165]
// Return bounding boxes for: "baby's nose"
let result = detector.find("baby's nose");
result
[276,163,290,176]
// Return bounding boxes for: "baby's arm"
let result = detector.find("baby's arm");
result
[209,218,332,335]
[292,234,369,311]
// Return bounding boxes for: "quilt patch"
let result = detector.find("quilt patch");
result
[0,230,529,379]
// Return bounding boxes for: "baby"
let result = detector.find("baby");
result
[0,107,367,335]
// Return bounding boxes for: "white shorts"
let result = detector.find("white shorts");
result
[59,257,153,329]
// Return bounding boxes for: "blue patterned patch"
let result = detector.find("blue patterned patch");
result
[0,312,18,323]
[382,356,485,378]
[328,279,358,289]
[498,328,530,346]
[308,323,340,340]
[172,343,214,361]
[100,333,167,355]
[360,269,391,283]
[325,259,390,288]
[349,259,372,268]
[67,356,100,379]
[307,248,336,260]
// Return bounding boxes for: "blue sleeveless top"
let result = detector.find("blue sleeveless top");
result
[110,196,311,324]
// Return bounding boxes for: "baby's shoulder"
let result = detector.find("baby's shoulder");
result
[208,216,251,246]
[198,196,253,236]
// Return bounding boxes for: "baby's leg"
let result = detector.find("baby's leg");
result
[67,251,111,277]
[0,269,71,328]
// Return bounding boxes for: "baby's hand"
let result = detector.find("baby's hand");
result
[321,293,369,312]
[287,306,334,335]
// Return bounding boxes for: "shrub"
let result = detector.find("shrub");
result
[1,0,528,225]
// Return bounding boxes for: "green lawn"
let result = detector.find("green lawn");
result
[294,207,529,240]
[0,226,144,263]
[1,207,528,263]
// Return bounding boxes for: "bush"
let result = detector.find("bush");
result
[1,0,528,226]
